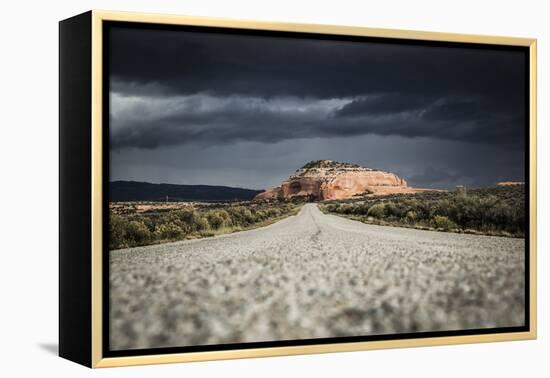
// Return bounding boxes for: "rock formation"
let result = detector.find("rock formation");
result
[496,181,525,187]
[255,160,431,201]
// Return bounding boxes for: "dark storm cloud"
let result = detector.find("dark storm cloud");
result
[109,27,525,100]
[109,25,526,150]
[110,93,523,150]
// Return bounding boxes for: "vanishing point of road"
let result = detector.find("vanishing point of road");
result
[110,203,525,350]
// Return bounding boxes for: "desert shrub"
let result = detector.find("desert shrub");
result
[139,216,157,233]
[433,199,451,217]
[174,208,201,231]
[154,222,184,240]
[432,215,457,231]
[222,217,233,228]
[109,201,302,248]
[227,206,250,224]
[415,202,434,220]
[267,208,282,217]
[405,210,417,224]
[361,203,371,215]
[384,202,399,218]
[125,220,151,245]
[340,203,355,215]
[367,203,386,219]
[254,210,267,221]
[324,204,336,213]
[244,209,255,223]
[218,209,231,224]
[206,211,225,229]
[109,212,126,249]
[353,203,370,215]
[174,208,195,222]
[195,217,210,231]
[322,185,525,237]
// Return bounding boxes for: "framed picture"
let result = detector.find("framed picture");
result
[59,10,537,368]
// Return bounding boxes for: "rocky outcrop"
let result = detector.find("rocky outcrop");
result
[496,181,525,187]
[255,160,429,201]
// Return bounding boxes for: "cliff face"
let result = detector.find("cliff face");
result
[255,160,423,201]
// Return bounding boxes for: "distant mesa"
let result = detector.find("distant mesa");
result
[255,160,438,201]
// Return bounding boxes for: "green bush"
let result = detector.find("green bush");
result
[195,217,210,231]
[154,222,184,240]
[367,203,386,219]
[258,210,269,220]
[322,185,525,237]
[267,208,282,217]
[109,212,126,249]
[354,203,370,215]
[109,201,302,248]
[206,211,225,229]
[125,220,151,245]
[432,215,457,231]
[405,210,417,224]
[227,206,254,224]
[384,202,398,218]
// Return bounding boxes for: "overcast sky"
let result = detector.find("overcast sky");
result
[108,25,527,190]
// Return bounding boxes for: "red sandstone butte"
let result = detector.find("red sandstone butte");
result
[255,160,435,201]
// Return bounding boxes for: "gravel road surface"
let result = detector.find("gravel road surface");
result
[110,203,525,350]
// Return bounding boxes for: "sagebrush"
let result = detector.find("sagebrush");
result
[321,185,525,237]
[109,200,302,249]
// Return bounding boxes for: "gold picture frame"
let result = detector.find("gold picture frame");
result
[59,9,537,368]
